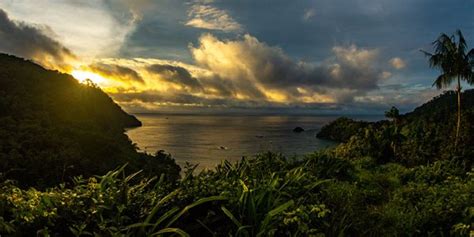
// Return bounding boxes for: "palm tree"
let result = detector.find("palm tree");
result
[385,106,400,124]
[422,30,474,147]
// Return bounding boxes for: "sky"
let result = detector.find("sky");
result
[0,0,473,114]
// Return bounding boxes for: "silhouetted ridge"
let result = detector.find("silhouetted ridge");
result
[404,89,474,119]
[0,53,141,128]
[0,53,178,187]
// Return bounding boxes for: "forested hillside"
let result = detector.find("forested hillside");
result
[0,54,180,187]
[318,89,474,166]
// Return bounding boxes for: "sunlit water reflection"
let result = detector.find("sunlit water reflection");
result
[126,114,383,170]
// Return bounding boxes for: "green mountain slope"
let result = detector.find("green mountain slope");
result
[317,89,474,165]
[405,90,474,119]
[0,54,179,187]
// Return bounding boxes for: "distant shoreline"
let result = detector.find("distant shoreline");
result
[131,111,385,118]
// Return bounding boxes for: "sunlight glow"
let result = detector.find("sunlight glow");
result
[71,70,108,85]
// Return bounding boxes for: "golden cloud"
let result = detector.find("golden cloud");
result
[389,57,406,69]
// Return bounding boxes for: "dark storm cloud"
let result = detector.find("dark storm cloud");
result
[147,64,203,90]
[89,63,144,84]
[0,9,76,69]
[145,62,267,99]
[198,75,233,97]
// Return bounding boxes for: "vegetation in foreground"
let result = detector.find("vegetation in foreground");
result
[0,152,472,236]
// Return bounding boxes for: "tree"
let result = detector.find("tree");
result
[385,106,400,123]
[422,30,474,147]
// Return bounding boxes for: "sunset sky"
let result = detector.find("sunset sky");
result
[0,0,473,113]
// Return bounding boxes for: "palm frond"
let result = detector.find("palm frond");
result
[456,29,467,55]
[428,53,444,68]
[420,49,433,57]
[433,34,455,54]
[466,48,474,60]
[432,73,454,89]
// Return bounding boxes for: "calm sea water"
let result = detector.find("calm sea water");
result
[126,114,383,170]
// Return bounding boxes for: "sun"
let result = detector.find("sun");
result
[71,70,108,85]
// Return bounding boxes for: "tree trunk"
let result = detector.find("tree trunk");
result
[455,76,461,148]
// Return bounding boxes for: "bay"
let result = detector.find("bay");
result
[126,114,383,170]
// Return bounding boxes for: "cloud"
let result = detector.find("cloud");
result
[190,34,385,103]
[88,62,144,84]
[381,71,392,79]
[185,4,242,32]
[86,32,438,113]
[96,33,393,111]
[111,90,237,107]
[0,1,141,58]
[81,32,397,112]
[0,9,76,70]
[109,89,340,112]
[146,64,203,91]
[329,45,380,90]
[15,25,412,113]
[389,57,406,69]
[303,8,316,21]
[104,0,153,24]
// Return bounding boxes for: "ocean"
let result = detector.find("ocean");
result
[126,114,384,170]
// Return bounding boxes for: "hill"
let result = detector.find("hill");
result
[0,54,180,187]
[317,89,474,166]
[405,89,474,119]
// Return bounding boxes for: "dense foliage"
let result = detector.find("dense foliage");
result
[0,54,473,236]
[0,153,472,236]
[0,54,180,187]
[317,117,375,142]
[319,90,474,166]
